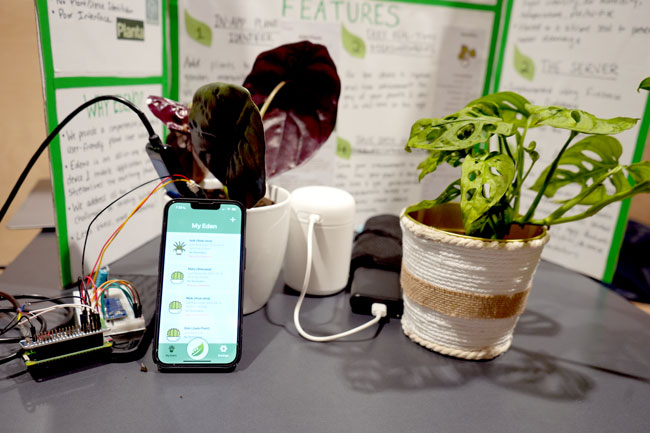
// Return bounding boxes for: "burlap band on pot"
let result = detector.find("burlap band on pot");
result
[400,265,530,320]
[399,210,550,360]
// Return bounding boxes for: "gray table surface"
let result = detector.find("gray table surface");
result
[6,179,55,230]
[1,232,649,433]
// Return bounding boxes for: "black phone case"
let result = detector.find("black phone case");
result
[152,198,245,371]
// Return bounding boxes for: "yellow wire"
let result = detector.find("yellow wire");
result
[91,179,191,283]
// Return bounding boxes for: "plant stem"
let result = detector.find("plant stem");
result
[259,81,287,118]
[501,135,515,163]
[513,120,530,215]
[519,130,579,223]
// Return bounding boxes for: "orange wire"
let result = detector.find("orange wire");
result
[91,179,190,281]
[88,178,192,301]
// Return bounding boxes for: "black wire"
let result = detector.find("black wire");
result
[0,315,46,343]
[0,349,22,365]
[0,95,159,225]
[20,294,82,305]
[80,176,167,277]
[0,294,71,340]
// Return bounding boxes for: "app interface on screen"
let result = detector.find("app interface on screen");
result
[157,202,242,364]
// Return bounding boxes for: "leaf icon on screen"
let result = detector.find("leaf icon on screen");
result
[192,343,205,357]
[185,9,212,47]
[514,45,535,81]
[342,24,366,59]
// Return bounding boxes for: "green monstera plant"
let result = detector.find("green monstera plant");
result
[147,41,340,209]
[405,90,650,239]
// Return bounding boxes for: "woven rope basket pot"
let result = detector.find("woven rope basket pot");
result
[400,203,550,360]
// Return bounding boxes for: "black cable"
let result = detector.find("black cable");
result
[0,294,71,340]
[0,315,46,344]
[0,95,160,224]
[20,294,82,305]
[0,349,22,365]
[80,176,167,276]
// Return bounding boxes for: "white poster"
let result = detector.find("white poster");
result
[54,84,166,279]
[497,0,650,279]
[176,0,498,227]
[45,0,163,77]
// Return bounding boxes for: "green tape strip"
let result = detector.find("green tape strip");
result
[381,0,498,12]
[602,92,650,283]
[491,0,512,91]
[169,0,180,101]
[482,0,502,95]
[36,0,72,285]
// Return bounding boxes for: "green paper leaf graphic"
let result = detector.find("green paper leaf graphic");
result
[336,137,352,159]
[514,45,535,81]
[185,10,212,47]
[341,24,366,59]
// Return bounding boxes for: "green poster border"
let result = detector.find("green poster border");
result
[491,0,512,91]
[483,1,502,95]
[490,0,649,282]
[169,0,180,101]
[36,0,70,285]
[602,93,650,283]
[35,0,168,287]
[384,0,497,12]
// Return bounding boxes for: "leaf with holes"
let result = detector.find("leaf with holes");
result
[405,179,461,215]
[242,41,341,178]
[543,161,650,224]
[529,105,637,135]
[460,152,515,230]
[407,112,517,152]
[587,161,650,208]
[189,83,266,209]
[466,92,531,125]
[415,149,465,181]
[530,135,623,204]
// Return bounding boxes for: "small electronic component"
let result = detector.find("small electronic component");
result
[20,312,112,380]
[105,296,128,320]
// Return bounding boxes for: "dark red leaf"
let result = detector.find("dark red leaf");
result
[189,83,266,209]
[147,96,190,133]
[243,41,341,177]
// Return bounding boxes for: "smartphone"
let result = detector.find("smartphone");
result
[153,198,245,370]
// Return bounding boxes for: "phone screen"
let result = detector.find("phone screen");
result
[154,199,244,368]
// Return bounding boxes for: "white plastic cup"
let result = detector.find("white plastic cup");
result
[284,186,356,296]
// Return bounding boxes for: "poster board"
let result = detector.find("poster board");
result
[171,0,503,225]
[34,0,648,285]
[494,0,650,280]
[35,0,168,286]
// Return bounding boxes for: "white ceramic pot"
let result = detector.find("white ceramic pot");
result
[243,185,291,314]
[400,203,549,360]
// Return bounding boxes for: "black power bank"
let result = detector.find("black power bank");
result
[349,267,403,319]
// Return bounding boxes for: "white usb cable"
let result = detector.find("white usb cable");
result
[293,214,387,342]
